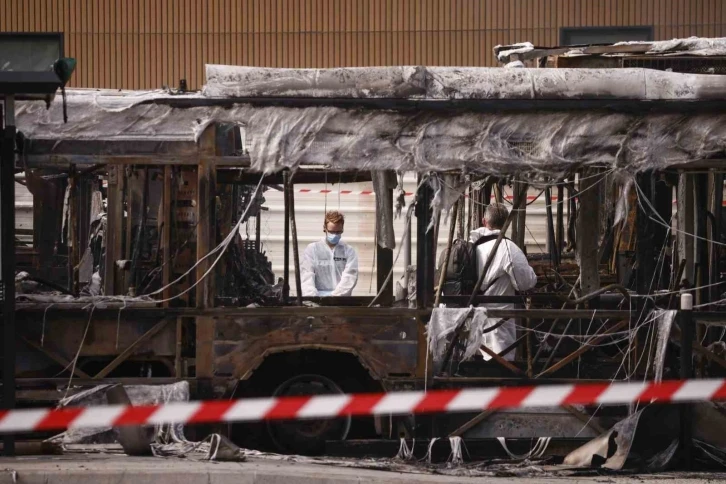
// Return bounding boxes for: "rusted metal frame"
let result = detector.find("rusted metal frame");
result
[449,409,498,437]
[16,377,184,387]
[479,345,526,375]
[566,180,577,252]
[556,184,565,255]
[434,200,460,308]
[67,164,78,295]
[283,170,291,303]
[24,154,250,167]
[525,301,533,378]
[466,186,473,236]
[286,172,303,306]
[536,318,631,378]
[710,172,724,305]
[195,156,216,307]
[196,306,634,321]
[14,303,635,321]
[512,182,528,251]
[128,166,149,297]
[559,284,631,306]
[439,187,528,374]
[376,175,395,306]
[276,172,290,303]
[416,176,435,309]
[531,280,581,370]
[175,317,183,377]
[93,318,174,379]
[668,260,688,309]
[562,405,606,435]
[161,166,173,305]
[671,324,726,371]
[496,332,528,361]
[449,393,604,439]
[540,316,577,376]
[19,335,92,379]
[255,211,261,252]
[577,169,601,299]
[104,165,124,296]
[493,181,503,204]
[194,127,217,385]
[695,174,710,376]
[545,185,560,267]
[457,192,466,240]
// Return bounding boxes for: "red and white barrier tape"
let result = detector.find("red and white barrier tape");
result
[295,189,551,202]
[1,379,725,433]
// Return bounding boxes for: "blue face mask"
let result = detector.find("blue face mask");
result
[326,233,342,245]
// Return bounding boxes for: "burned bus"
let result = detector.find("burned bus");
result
[9,59,726,456]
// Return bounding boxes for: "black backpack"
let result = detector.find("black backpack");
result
[436,234,501,296]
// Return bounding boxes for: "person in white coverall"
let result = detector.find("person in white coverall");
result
[469,203,537,361]
[301,210,359,297]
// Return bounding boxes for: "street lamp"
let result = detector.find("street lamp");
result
[0,33,75,456]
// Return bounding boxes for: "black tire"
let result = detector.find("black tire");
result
[266,373,352,455]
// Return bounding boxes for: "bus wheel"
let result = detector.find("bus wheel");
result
[266,373,351,455]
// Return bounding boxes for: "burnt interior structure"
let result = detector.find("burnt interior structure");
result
[7,39,726,459]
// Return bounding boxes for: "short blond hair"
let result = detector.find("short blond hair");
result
[323,210,345,230]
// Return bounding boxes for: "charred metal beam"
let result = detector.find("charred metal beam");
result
[93,318,173,379]
[151,96,726,115]
[287,172,303,306]
[283,170,291,304]
[416,175,435,309]
[18,335,91,379]
[545,186,560,267]
[2,105,16,456]
[710,173,724,305]
[536,318,631,378]
[556,184,565,256]
[577,170,601,300]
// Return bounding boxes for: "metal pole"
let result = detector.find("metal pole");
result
[415,175,434,309]
[287,174,303,306]
[282,171,290,303]
[434,200,459,308]
[255,212,261,253]
[403,214,411,298]
[2,96,16,456]
[545,186,559,267]
[556,183,564,252]
[680,292,694,469]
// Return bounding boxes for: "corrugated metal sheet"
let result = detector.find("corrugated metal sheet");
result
[2,0,723,90]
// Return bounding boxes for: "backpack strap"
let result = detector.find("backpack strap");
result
[473,233,510,294]
[479,273,506,295]
[473,233,509,248]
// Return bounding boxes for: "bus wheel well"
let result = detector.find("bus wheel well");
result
[237,349,382,397]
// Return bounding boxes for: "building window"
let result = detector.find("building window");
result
[560,26,653,46]
[0,33,64,72]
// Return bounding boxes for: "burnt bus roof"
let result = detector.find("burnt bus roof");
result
[14,64,726,177]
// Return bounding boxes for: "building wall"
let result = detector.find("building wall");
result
[2,0,724,90]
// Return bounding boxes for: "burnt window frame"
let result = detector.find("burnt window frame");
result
[559,26,654,46]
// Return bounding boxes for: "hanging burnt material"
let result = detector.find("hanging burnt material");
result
[218,184,278,306]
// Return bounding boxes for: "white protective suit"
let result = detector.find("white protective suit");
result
[469,227,538,361]
[300,239,359,297]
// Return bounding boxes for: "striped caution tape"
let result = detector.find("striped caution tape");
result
[295,189,553,202]
[1,379,725,434]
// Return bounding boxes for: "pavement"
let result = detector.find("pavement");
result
[1,454,726,484]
